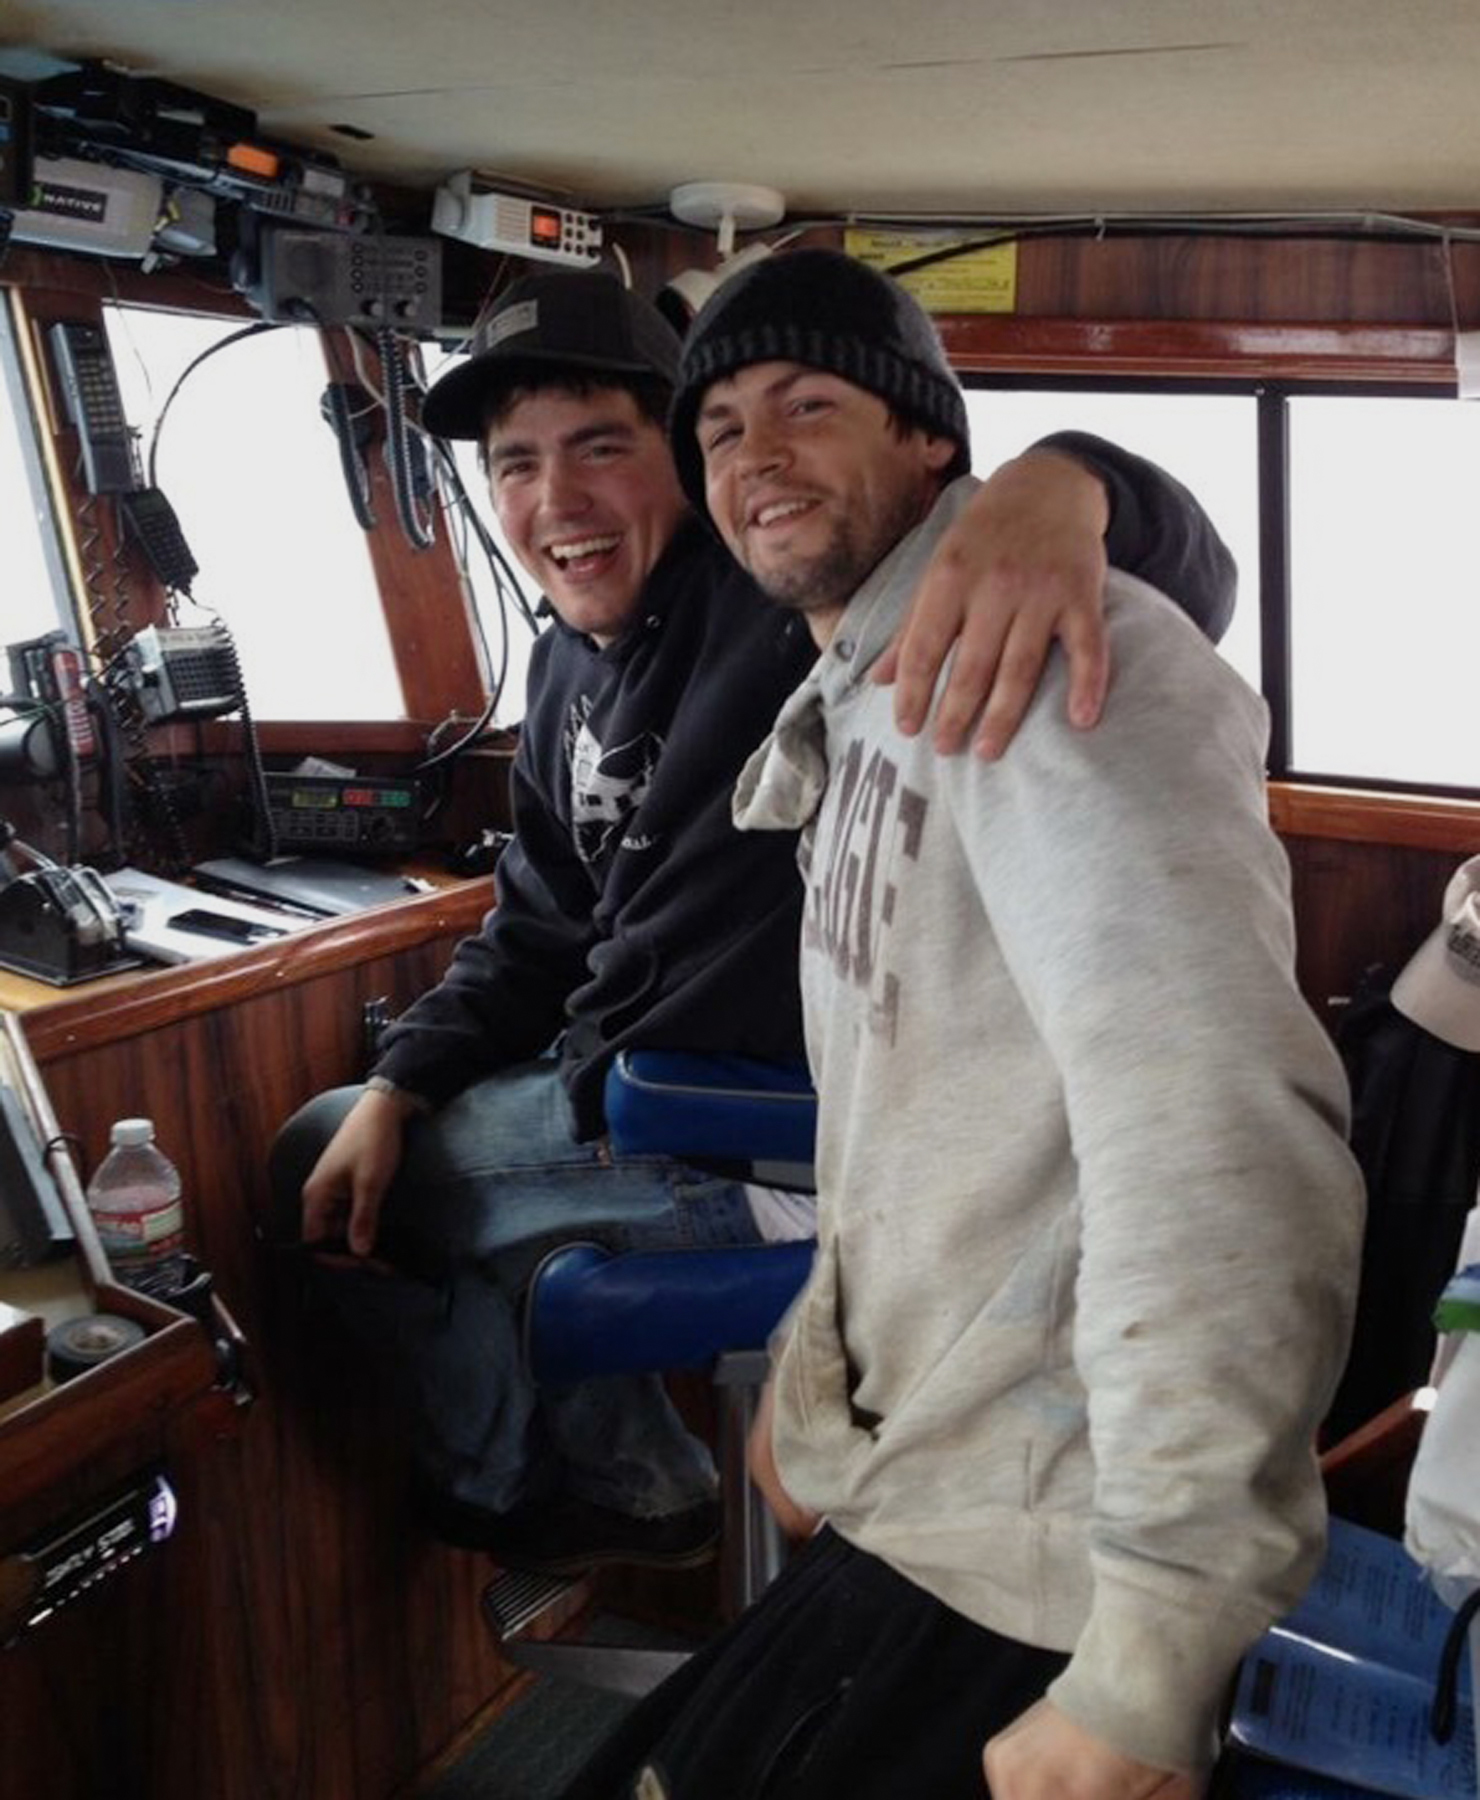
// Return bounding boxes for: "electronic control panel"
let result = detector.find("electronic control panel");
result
[247,228,442,329]
[431,173,602,267]
[1,1471,177,1644]
[264,771,423,853]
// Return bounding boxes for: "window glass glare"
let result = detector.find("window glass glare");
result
[103,305,403,719]
[417,341,542,723]
[0,310,71,647]
[962,389,1261,691]
[1288,395,1480,788]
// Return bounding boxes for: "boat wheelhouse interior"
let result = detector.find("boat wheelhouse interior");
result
[0,7,1478,1795]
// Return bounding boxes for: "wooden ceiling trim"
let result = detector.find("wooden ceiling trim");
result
[938,316,1457,383]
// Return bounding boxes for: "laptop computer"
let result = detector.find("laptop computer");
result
[192,855,423,918]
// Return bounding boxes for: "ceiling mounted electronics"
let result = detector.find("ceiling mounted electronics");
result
[236,225,442,329]
[431,171,602,266]
[8,154,162,257]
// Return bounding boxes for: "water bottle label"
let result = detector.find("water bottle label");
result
[95,1201,185,1263]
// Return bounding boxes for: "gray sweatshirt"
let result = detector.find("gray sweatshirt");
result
[734,476,1364,1774]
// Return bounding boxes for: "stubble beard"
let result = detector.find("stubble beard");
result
[747,480,933,616]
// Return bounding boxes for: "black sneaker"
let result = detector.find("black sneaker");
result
[413,1487,720,1576]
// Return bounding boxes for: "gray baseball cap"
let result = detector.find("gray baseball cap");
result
[422,271,683,440]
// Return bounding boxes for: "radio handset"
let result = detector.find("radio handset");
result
[47,320,139,495]
[320,379,378,532]
[7,631,96,761]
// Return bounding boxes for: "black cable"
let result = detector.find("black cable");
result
[320,378,377,530]
[1429,1584,1480,1745]
[84,677,130,869]
[414,698,503,775]
[403,341,540,633]
[872,215,1474,281]
[432,440,540,632]
[145,320,281,489]
[599,202,1480,250]
[406,441,547,775]
[378,325,436,550]
[191,612,277,861]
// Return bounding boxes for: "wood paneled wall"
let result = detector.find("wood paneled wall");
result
[2,888,541,1800]
[1285,835,1459,1021]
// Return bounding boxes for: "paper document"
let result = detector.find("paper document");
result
[1227,1520,1477,1800]
[105,868,316,965]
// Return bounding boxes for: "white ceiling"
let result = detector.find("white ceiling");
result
[6,0,1480,220]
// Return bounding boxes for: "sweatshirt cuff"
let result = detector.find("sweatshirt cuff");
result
[1033,431,1130,553]
[1045,1568,1261,1774]
[365,1073,434,1115]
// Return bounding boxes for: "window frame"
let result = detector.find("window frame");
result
[0,292,76,642]
[942,313,1480,852]
[5,262,1478,850]
[0,247,488,760]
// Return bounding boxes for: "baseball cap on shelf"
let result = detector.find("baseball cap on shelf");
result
[1390,855,1480,1051]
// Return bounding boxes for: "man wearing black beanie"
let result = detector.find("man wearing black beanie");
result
[561,251,1362,1798]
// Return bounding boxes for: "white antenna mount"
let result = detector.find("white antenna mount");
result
[669,182,786,258]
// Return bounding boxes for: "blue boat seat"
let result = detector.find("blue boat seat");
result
[493,1050,818,1696]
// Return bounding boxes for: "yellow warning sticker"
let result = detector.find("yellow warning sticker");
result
[844,228,1018,314]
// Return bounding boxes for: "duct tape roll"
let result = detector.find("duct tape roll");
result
[45,1313,146,1384]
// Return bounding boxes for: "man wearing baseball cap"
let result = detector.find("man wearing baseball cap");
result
[559,249,1364,1792]
[272,266,1237,1575]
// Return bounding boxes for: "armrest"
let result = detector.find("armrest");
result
[526,1239,815,1385]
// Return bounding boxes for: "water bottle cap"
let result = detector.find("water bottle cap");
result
[109,1118,156,1148]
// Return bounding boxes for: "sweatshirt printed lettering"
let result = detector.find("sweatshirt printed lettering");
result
[565,695,663,868]
[805,739,927,1046]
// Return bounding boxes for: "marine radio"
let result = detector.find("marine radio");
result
[431,171,602,266]
[263,769,424,854]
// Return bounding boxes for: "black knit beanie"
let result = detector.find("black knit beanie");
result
[669,247,971,523]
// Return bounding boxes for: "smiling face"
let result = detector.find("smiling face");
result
[696,361,956,645]
[485,384,689,646]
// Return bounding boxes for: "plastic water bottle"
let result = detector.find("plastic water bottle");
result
[86,1118,185,1279]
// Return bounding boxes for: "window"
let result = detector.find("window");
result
[965,378,1478,799]
[964,387,1260,690]
[417,341,542,722]
[0,303,73,648]
[1287,393,1480,791]
[103,304,403,720]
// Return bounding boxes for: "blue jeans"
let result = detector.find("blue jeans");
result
[270,1060,761,1518]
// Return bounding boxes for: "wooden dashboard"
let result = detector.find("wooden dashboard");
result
[0,875,537,1800]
